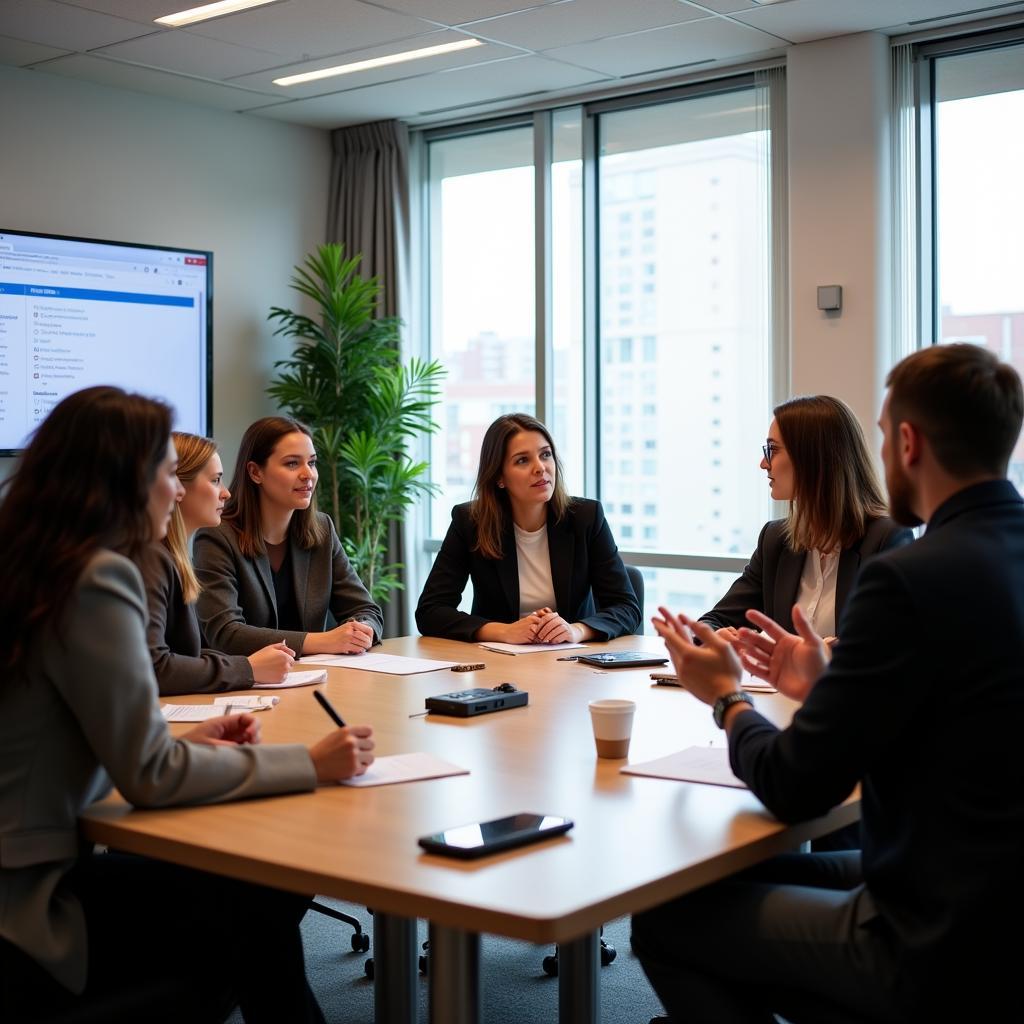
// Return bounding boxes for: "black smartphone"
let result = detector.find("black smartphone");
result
[417,813,574,859]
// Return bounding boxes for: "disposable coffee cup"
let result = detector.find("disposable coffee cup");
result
[588,699,636,759]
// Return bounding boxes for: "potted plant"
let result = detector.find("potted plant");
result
[267,243,445,605]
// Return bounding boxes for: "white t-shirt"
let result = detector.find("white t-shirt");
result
[796,548,839,638]
[514,522,557,616]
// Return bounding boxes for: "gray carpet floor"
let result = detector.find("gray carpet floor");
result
[228,898,667,1023]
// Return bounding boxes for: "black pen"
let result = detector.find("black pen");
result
[313,689,346,728]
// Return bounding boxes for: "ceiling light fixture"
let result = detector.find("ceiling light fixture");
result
[155,0,279,29]
[273,38,484,87]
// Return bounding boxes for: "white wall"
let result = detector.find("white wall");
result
[0,64,330,476]
[787,32,892,433]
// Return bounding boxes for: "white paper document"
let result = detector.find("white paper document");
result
[161,703,254,722]
[340,752,469,788]
[253,669,327,689]
[213,695,279,709]
[478,641,587,655]
[299,653,457,675]
[621,746,747,789]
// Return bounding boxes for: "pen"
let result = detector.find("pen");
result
[313,689,346,728]
[485,647,517,656]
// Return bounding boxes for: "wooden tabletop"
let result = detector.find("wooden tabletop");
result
[80,635,858,945]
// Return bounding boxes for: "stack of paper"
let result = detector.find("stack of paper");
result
[478,641,586,655]
[253,669,327,689]
[340,752,469,788]
[299,653,457,675]
[621,747,746,789]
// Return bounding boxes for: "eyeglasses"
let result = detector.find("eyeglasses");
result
[762,442,782,467]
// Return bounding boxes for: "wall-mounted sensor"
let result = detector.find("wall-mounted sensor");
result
[817,285,842,311]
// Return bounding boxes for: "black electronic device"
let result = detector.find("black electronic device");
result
[418,812,574,859]
[576,651,669,669]
[425,685,528,717]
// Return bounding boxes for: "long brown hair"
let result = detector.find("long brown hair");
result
[165,431,218,604]
[775,395,887,552]
[470,413,570,560]
[222,416,325,558]
[0,386,172,671]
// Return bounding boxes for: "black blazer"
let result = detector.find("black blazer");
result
[699,515,913,634]
[137,542,255,696]
[416,498,641,642]
[728,481,1024,1013]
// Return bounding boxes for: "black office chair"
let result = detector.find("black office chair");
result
[309,900,371,953]
[624,564,645,622]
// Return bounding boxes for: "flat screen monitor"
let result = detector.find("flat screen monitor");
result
[0,228,212,455]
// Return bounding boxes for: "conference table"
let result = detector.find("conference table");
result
[80,635,858,1024]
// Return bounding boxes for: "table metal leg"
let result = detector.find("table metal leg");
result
[374,912,418,1024]
[428,922,480,1024]
[558,929,601,1024]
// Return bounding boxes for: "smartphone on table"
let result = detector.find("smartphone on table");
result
[418,813,574,859]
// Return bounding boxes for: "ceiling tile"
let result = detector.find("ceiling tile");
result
[0,33,69,66]
[250,51,609,126]
[184,0,438,61]
[37,52,276,109]
[54,0,192,24]
[0,0,155,50]
[731,0,1024,43]
[542,17,782,76]
[463,0,709,50]
[680,1,760,12]
[372,1,560,25]
[227,29,520,99]
[95,27,283,79]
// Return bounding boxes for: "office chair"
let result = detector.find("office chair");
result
[309,900,371,953]
[623,563,645,621]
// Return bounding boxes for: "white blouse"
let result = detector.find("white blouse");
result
[514,522,557,616]
[796,548,839,638]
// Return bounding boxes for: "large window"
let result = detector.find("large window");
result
[932,39,1024,494]
[420,76,782,625]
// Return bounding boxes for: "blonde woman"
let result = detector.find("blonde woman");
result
[138,432,295,694]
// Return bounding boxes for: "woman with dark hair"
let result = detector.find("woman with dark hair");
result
[195,416,383,657]
[137,431,296,695]
[700,395,913,643]
[0,387,374,1023]
[416,413,640,643]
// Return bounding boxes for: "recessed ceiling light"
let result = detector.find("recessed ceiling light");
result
[155,0,280,29]
[273,38,485,87]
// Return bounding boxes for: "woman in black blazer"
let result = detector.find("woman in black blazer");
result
[194,417,383,657]
[700,395,913,642]
[417,413,640,644]
[138,432,296,695]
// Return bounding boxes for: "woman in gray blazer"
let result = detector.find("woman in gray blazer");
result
[0,387,375,1022]
[138,431,298,695]
[195,416,384,657]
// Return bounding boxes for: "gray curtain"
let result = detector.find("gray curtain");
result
[327,120,411,638]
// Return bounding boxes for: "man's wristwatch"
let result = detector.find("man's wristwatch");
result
[712,691,754,728]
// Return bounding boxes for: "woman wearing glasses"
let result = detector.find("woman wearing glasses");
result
[699,395,913,644]
[416,412,641,644]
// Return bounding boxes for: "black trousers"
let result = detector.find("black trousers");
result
[631,852,908,1024]
[1,850,325,1024]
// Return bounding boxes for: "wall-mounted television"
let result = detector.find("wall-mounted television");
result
[0,228,212,455]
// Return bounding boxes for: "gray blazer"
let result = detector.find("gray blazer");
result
[194,513,384,657]
[138,542,255,695]
[0,552,316,994]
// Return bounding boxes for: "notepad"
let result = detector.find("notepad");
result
[650,671,777,694]
[253,669,327,689]
[339,752,469,788]
[213,695,279,709]
[621,747,747,789]
[299,653,457,675]
[161,703,256,722]
[478,641,587,655]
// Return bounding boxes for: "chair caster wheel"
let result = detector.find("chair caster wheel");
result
[600,941,616,967]
[542,954,559,977]
[418,954,429,976]
[352,932,370,953]
[364,958,374,980]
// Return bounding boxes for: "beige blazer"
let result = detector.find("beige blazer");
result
[0,552,316,993]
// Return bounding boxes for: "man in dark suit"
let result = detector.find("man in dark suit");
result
[632,343,1024,1023]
